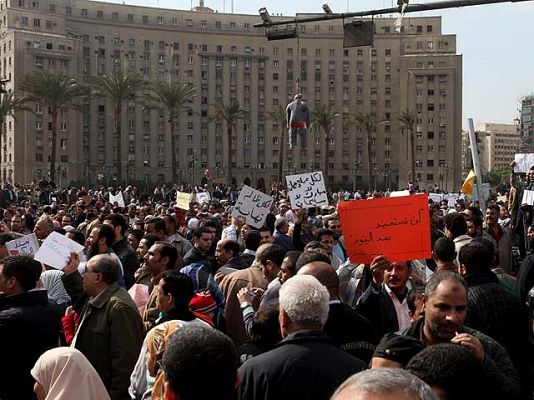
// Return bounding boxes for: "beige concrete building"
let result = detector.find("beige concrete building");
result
[475,123,520,174]
[0,0,462,190]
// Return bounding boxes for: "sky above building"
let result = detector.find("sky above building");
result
[107,0,534,128]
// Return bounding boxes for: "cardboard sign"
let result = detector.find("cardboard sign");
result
[5,233,39,256]
[195,192,211,204]
[514,153,534,173]
[338,194,431,264]
[176,192,193,210]
[286,171,328,209]
[34,231,85,270]
[428,193,443,203]
[389,190,410,198]
[522,190,534,206]
[231,185,273,229]
[109,191,125,208]
[445,193,459,208]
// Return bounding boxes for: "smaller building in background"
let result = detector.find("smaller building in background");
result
[475,123,521,174]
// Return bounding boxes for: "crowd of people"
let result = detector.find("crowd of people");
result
[0,164,533,400]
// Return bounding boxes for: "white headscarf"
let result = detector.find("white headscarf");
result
[31,347,110,400]
[40,270,71,306]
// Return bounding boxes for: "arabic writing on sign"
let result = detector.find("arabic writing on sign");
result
[514,153,534,173]
[338,195,431,264]
[286,171,329,209]
[34,231,85,270]
[5,233,40,256]
[231,185,273,229]
[176,192,194,210]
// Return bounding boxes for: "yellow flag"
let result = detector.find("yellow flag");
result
[461,170,477,195]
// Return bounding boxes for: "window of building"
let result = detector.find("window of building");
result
[96,10,103,18]
[112,12,118,20]
[143,15,148,24]
[34,18,40,27]
[127,13,133,22]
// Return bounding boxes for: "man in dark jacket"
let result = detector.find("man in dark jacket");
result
[399,270,522,400]
[238,275,365,400]
[458,241,532,396]
[0,256,61,400]
[183,227,216,271]
[356,256,412,337]
[103,213,139,288]
[298,261,378,363]
[62,253,144,400]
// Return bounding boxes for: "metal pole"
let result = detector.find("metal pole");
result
[254,0,533,27]
[468,118,485,212]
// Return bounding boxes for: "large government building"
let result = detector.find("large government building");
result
[0,0,462,190]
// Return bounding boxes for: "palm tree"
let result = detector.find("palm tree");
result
[267,105,288,183]
[89,69,146,184]
[19,72,84,184]
[351,113,386,190]
[149,80,197,184]
[311,103,339,187]
[398,109,417,184]
[209,99,246,186]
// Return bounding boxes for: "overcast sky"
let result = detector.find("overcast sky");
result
[107,0,534,128]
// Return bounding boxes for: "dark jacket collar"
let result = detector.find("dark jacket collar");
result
[0,288,49,308]
[157,307,196,325]
[89,282,121,309]
[273,330,333,348]
[464,272,499,287]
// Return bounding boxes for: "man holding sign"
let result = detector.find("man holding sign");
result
[510,160,534,257]
[338,195,431,337]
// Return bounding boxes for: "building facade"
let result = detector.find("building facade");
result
[520,94,534,151]
[475,123,520,174]
[0,0,462,190]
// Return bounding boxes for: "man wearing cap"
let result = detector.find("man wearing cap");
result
[273,218,295,252]
[371,333,424,368]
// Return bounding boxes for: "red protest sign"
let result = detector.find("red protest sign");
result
[338,194,431,264]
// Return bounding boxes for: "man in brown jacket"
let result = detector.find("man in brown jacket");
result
[219,244,271,344]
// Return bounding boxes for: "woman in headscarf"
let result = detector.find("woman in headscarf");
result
[31,347,110,400]
[40,269,71,311]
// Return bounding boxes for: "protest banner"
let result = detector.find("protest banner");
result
[5,233,39,256]
[522,189,534,206]
[338,194,431,264]
[109,191,125,208]
[176,192,194,210]
[34,231,85,270]
[445,193,459,208]
[231,185,273,229]
[389,190,410,198]
[514,153,534,173]
[195,192,211,204]
[428,193,443,203]
[286,171,328,209]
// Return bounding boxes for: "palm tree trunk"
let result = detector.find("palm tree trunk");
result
[410,129,416,183]
[170,116,178,184]
[115,104,122,185]
[50,108,58,185]
[278,127,285,183]
[227,124,233,186]
[324,130,329,188]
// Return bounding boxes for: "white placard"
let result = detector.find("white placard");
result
[231,185,273,229]
[445,194,459,208]
[176,192,194,210]
[195,192,211,204]
[34,231,85,270]
[5,233,40,256]
[428,193,443,203]
[109,191,125,208]
[522,189,534,206]
[389,190,410,198]
[514,153,534,173]
[286,171,329,209]
[471,183,491,201]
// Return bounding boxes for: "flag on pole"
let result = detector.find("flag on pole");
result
[461,170,477,195]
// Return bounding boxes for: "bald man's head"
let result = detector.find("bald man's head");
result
[297,261,338,300]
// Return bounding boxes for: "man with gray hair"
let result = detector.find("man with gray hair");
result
[238,275,365,400]
[331,368,436,400]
